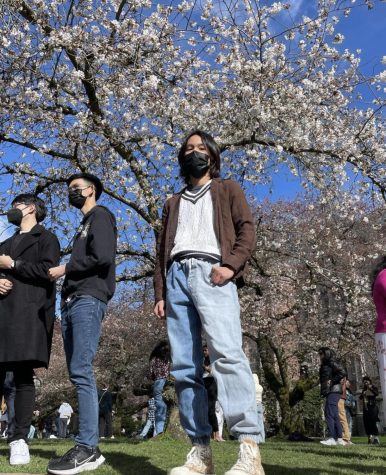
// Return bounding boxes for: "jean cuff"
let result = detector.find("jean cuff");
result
[238,434,259,444]
[191,436,211,446]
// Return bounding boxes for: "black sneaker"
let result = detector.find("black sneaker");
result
[47,445,105,475]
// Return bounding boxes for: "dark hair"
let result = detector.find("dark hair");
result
[370,256,386,291]
[178,130,221,184]
[149,340,169,362]
[318,347,336,363]
[363,375,371,383]
[66,172,103,200]
[12,194,47,223]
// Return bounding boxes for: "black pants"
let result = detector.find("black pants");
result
[204,377,218,433]
[99,411,113,437]
[363,406,379,436]
[0,364,35,443]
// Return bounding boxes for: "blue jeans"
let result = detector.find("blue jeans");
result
[325,393,342,440]
[61,295,106,448]
[154,378,167,435]
[166,259,260,445]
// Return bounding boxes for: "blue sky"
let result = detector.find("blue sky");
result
[254,0,386,202]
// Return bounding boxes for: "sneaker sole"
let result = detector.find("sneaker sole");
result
[10,458,31,465]
[47,455,105,475]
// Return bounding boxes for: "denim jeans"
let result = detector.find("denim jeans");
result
[325,393,342,440]
[166,258,260,445]
[61,295,106,448]
[139,418,155,438]
[153,378,167,435]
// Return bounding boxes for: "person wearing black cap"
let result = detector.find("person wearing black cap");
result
[47,173,117,475]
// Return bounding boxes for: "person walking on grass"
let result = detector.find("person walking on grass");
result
[0,194,60,466]
[318,347,347,447]
[154,130,264,475]
[149,340,170,436]
[47,173,117,475]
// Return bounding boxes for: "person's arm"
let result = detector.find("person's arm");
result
[330,361,347,385]
[153,201,169,304]
[12,233,60,282]
[221,180,256,274]
[66,210,116,275]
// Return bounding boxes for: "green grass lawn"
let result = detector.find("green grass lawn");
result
[0,436,385,474]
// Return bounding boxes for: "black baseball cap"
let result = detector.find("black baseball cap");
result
[66,173,103,200]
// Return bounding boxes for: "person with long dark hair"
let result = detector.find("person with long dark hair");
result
[318,347,346,446]
[0,194,60,466]
[360,376,380,444]
[371,255,386,432]
[154,130,264,475]
[149,340,170,436]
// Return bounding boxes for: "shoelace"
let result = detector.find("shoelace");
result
[185,446,210,471]
[232,443,257,472]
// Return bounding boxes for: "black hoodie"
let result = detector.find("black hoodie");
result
[319,348,347,397]
[62,206,117,303]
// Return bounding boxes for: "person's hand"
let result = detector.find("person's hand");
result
[154,300,165,320]
[0,255,14,269]
[48,265,66,281]
[210,266,234,286]
[0,278,13,296]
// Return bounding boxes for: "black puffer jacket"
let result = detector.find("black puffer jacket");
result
[319,349,347,397]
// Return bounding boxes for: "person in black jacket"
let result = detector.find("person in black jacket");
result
[0,194,60,466]
[47,173,117,475]
[318,347,347,446]
[360,376,380,444]
[98,384,113,439]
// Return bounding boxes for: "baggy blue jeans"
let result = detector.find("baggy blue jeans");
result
[61,295,106,448]
[166,259,260,445]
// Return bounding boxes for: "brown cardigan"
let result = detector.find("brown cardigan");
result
[153,178,256,303]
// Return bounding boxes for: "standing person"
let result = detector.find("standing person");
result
[318,347,346,446]
[372,257,386,433]
[0,193,60,465]
[154,130,264,475]
[98,385,114,439]
[252,373,265,444]
[344,380,356,438]
[149,340,170,436]
[47,173,117,475]
[1,372,16,439]
[202,345,222,441]
[57,402,73,438]
[360,376,380,444]
[137,398,156,439]
[338,378,352,445]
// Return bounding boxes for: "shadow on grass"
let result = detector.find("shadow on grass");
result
[274,444,383,460]
[105,451,166,475]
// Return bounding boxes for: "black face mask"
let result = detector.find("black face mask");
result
[182,151,210,179]
[7,206,29,227]
[69,189,87,209]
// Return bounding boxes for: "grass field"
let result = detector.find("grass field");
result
[0,436,385,474]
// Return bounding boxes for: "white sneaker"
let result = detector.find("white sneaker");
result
[170,445,214,475]
[9,439,30,465]
[225,439,265,475]
[320,438,337,446]
[337,438,346,446]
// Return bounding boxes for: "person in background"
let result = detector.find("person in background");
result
[0,193,60,466]
[57,402,73,439]
[318,347,346,446]
[215,401,225,441]
[154,130,264,475]
[360,376,380,445]
[252,373,265,444]
[202,345,222,441]
[98,385,114,439]
[47,173,117,475]
[338,377,352,445]
[371,256,386,432]
[344,380,356,439]
[137,397,156,440]
[149,341,170,436]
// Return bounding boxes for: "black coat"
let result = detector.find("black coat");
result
[0,224,60,368]
[319,358,347,397]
